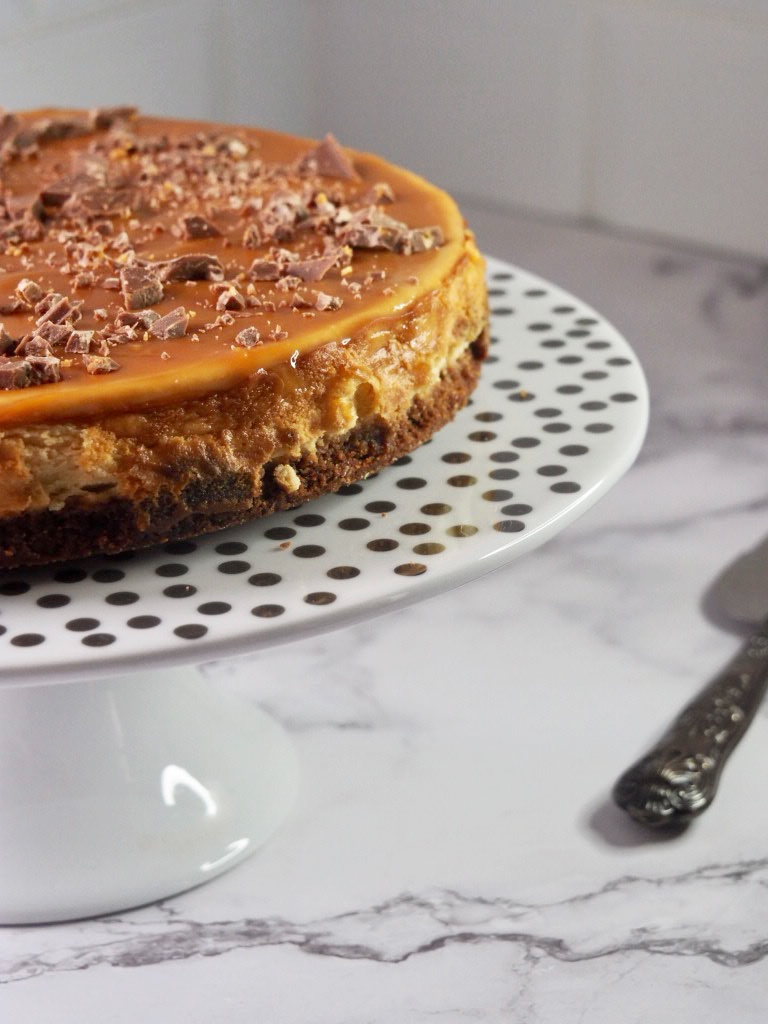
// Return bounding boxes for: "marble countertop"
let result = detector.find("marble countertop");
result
[3,203,768,1021]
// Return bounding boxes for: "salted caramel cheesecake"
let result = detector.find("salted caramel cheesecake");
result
[0,108,488,568]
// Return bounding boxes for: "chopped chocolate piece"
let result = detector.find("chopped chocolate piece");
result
[360,181,396,205]
[89,106,138,130]
[216,286,246,311]
[35,293,81,326]
[65,330,94,354]
[35,321,73,347]
[39,179,74,208]
[248,258,281,281]
[82,353,120,374]
[0,296,25,315]
[119,265,164,310]
[300,133,359,181]
[242,223,262,248]
[315,292,343,312]
[233,326,262,348]
[26,354,61,384]
[73,271,95,289]
[34,116,90,144]
[0,358,31,389]
[407,225,445,253]
[289,291,312,309]
[160,254,224,283]
[339,207,407,251]
[288,249,340,283]
[115,309,160,329]
[0,323,17,355]
[15,335,53,358]
[149,306,189,340]
[15,278,44,304]
[180,214,222,239]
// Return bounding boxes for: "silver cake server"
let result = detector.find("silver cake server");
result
[613,535,768,828]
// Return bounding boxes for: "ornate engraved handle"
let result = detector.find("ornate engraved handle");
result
[613,624,768,828]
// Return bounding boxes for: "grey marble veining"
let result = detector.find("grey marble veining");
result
[2,204,768,1022]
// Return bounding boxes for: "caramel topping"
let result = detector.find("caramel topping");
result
[0,110,465,425]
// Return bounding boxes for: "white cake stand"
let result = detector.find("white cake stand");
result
[0,258,648,923]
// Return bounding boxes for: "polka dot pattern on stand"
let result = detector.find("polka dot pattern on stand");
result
[0,256,647,678]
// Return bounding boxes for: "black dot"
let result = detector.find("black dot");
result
[492,270,514,280]
[198,602,231,615]
[163,584,197,598]
[502,503,533,516]
[483,489,514,501]
[543,423,571,433]
[397,477,427,490]
[294,513,325,527]
[443,451,472,464]
[304,592,337,605]
[485,354,500,364]
[537,465,567,477]
[557,384,583,395]
[251,604,285,618]
[400,522,431,536]
[508,390,535,402]
[11,633,45,646]
[585,423,614,433]
[524,288,547,297]
[421,502,452,515]
[487,287,507,297]
[218,560,251,573]
[249,572,281,587]
[82,633,116,647]
[175,623,208,639]
[566,329,591,338]
[607,357,632,367]
[577,317,599,326]
[156,563,188,578]
[527,322,552,332]
[164,540,197,555]
[37,593,70,609]
[394,454,412,466]
[489,468,518,481]
[490,451,519,463]
[338,484,364,496]
[0,580,30,596]
[581,401,607,411]
[91,568,125,584]
[0,625,6,636]
[475,411,503,422]
[534,407,562,418]
[127,615,161,629]
[582,370,608,380]
[66,617,100,632]
[447,475,477,487]
[517,360,544,371]
[540,339,565,349]
[468,430,497,442]
[106,590,141,605]
[413,542,445,556]
[366,500,396,514]
[446,524,478,538]
[327,565,360,580]
[215,541,248,555]
[586,340,611,349]
[552,305,576,314]
[339,518,370,531]
[394,562,427,576]
[557,354,583,365]
[493,379,520,390]
[293,545,326,558]
[551,481,582,493]
[611,392,638,402]
[265,527,296,541]
[511,437,540,448]
[494,520,526,533]
[54,567,88,584]
[492,306,515,316]
[560,444,589,456]
[367,538,399,552]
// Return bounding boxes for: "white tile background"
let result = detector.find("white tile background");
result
[0,0,766,258]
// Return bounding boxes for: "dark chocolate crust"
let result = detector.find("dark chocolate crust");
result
[0,336,486,569]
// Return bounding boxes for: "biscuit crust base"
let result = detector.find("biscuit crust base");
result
[0,335,486,568]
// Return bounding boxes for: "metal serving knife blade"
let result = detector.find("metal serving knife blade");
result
[613,536,768,829]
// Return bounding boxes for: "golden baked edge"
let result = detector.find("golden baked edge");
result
[0,234,488,568]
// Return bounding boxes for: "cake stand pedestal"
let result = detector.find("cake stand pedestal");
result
[0,258,648,924]
[0,666,298,924]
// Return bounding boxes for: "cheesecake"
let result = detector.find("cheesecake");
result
[0,108,488,568]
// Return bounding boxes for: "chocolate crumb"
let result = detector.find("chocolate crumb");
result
[216,286,246,311]
[89,105,138,130]
[0,358,32,389]
[65,330,94,354]
[16,278,44,304]
[180,214,222,240]
[315,291,342,311]
[160,253,224,283]
[300,134,359,181]
[26,354,62,384]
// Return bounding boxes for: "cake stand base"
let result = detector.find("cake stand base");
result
[0,665,298,925]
